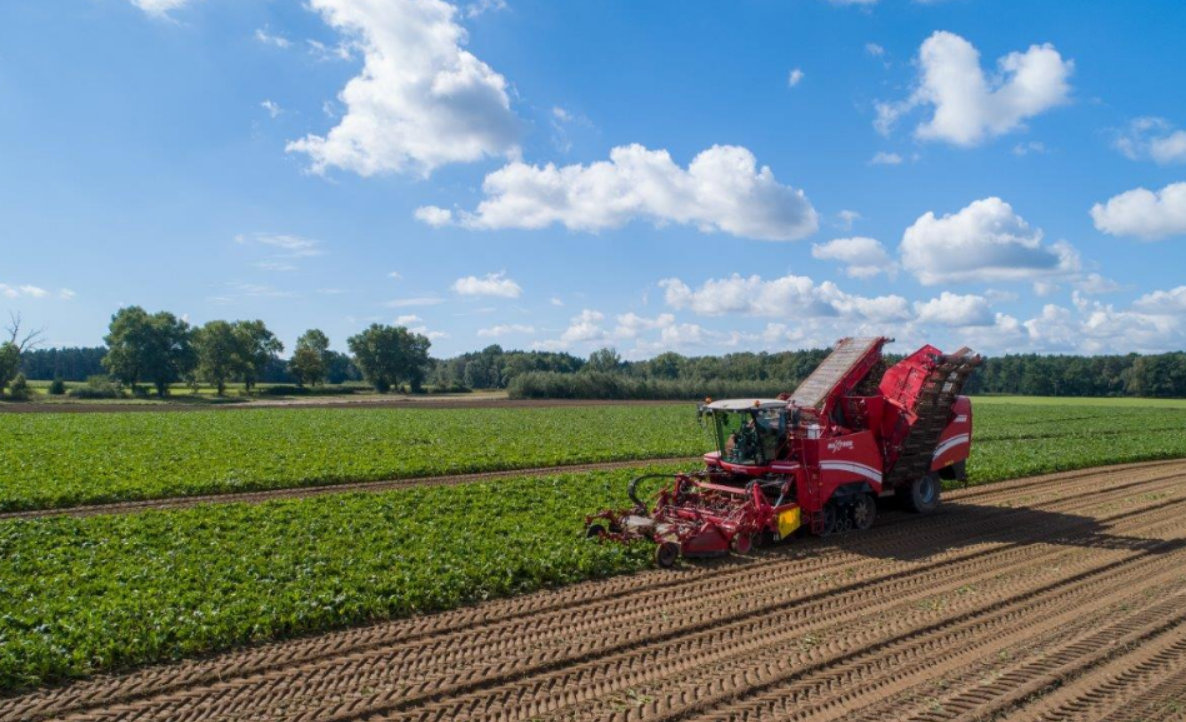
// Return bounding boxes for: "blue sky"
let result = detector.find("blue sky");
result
[3,0,1186,359]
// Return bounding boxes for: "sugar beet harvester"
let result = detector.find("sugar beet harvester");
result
[586,337,981,567]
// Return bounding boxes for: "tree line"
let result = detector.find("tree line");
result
[7,308,1186,399]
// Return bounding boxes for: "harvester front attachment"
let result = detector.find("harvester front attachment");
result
[585,472,778,568]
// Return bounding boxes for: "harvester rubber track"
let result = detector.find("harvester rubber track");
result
[883,347,981,489]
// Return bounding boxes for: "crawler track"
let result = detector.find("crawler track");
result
[0,456,698,521]
[5,459,1186,722]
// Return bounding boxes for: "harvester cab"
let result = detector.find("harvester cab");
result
[587,337,982,567]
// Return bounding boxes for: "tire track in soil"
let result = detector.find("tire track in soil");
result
[3,460,1186,722]
[0,456,699,521]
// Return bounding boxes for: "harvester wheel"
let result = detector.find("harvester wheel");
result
[851,493,877,531]
[655,541,680,568]
[902,472,941,514]
[730,533,753,554]
[815,504,837,537]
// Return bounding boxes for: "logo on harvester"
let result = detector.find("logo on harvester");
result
[826,439,855,453]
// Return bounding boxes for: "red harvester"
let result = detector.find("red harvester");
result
[586,337,982,567]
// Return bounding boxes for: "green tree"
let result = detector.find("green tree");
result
[0,342,19,394]
[193,320,243,396]
[585,347,621,373]
[288,329,331,387]
[233,320,283,393]
[101,306,194,397]
[347,324,431,393]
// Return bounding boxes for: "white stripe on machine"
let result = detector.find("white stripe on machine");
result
[820,460,883,484]
[932,433,970,460]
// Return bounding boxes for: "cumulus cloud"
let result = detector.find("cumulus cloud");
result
[477,323,535,337]
[394,314,423,325]
[876,31,1072,146]
[560,309,607,344]
[812,236,896,278]
[1133,286,1186,313]
[287,0,520,177]
[869,151,903,165]
[1090,182,1186,240]
[419,144,818,241]
[659,273,911,322]
[451,272,522,298]
[614,312,675,338]
[414,205,454,227]
[901,197,1079,284]
[788,68,805,87]
[1113,117,1186,164]
[260,100,283,118]
[913,292,994,326]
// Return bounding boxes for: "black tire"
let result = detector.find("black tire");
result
[655,541,680,568]
[851,493,877,530]
[901,472,941,514]
[815,504,837,537]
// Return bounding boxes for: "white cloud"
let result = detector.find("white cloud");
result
[388,271,403,280]
[235,232,323,257]
[1133,286,1186,313]
[464,0,507,17]
[560,309,607,344]
[901,197,1079,284]
[0,283,49,299]
[423,144,818,241]
[1090,182,1186,240]
[836,209,861,230]
[613,312,675,338]
[865,43,885,57]
[129,0,192,17]
[254,27,291,48]
[913,292,994,326]
[549,297,564,306]
[1012,141,1047,156]
[287,0,520,177]
[869,151,903,165]
[1074,273,1121,295]
[659,273,911,322]
[261,100,283,119]
[410,325,449,340]
[59,289,76,301]
[414,205,454,227]
[876,31,1072,146]
[255,260,298,272]
[385,297,444,307]
[1113,117,1186,165]
[394,314,423,325]
[811,236,896,279]
[477,323,535,337]
[307,38,353,62]
[788,68,805,87]
[451,271,522,298]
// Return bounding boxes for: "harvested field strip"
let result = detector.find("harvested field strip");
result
[0,456,700,522]
[5,460,1186,722]
[3,400,1185,513]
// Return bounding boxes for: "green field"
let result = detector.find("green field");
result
[0,405,708,512]
[2,397,1186,690]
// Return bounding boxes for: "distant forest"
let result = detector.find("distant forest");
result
[22,344,1186,399]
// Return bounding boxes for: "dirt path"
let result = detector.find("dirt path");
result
[0,456,699,521]
[5,459,1186,722]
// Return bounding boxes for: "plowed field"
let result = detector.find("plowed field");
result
[6,459,1186,721]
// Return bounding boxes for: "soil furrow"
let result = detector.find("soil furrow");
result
[3,459,1185,722]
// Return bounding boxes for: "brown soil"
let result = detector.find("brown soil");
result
[5,459,1186,722]
[0,456,699,521]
